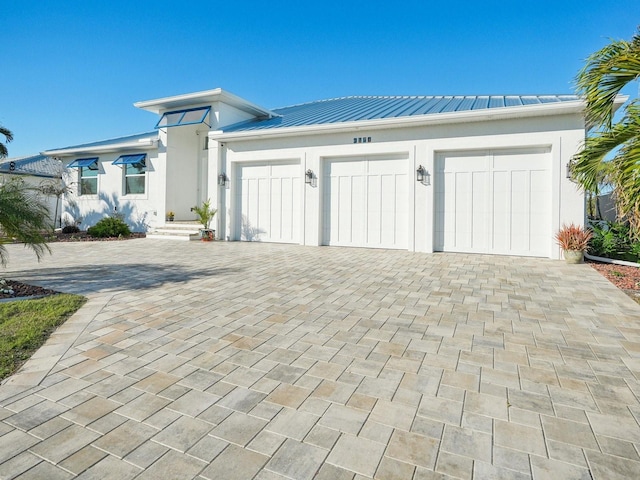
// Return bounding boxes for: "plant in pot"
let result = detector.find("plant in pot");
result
[166,211,175,222]
[192,199,217,241]
[555,223,592,264]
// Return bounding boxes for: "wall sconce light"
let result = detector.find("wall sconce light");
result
[218,172,228,187]
[566,162,572,179]
[416,165,430,185]
[305,169,313,184]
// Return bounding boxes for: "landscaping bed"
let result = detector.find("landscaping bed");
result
[0,281,58,300]
[47,231,146,242]
[588,260,640,303]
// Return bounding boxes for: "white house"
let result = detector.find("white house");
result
[44,88,607,259]
[0,154,63,228]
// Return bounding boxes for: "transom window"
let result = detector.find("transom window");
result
[156,106,211,129]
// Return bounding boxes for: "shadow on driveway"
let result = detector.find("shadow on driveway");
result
[12,263,242,296]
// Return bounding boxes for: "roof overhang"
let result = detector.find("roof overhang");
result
[134,88,279,119]
[210,98,593,142]
[43,137,157,158]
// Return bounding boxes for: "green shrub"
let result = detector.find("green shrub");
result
[61,225,80,234]
[589,221,640,262]
[87,217,131,238]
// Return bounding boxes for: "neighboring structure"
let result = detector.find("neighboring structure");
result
[0,154,63,228]
[44,88,598,259]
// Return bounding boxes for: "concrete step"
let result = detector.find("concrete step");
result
[147,222,215,241]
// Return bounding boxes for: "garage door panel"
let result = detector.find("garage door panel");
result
[236,162,301,243]
[324,155,408,249]
[436,149,551,257]
[472,171,489,250]
[367,175,382,245]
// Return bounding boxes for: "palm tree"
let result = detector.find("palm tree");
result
[0,178,52,266]
[0,125,13,159]
[571,28,640,237]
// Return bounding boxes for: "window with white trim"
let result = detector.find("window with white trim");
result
[80,166,98,195]
[67,158,99,195]
[124,162,145,194]
[113,154,147,195]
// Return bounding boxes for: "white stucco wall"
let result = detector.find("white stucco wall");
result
[61,147,160,232]
[212,112,586,259]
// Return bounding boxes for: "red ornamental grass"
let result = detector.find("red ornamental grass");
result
[555,223,592,251]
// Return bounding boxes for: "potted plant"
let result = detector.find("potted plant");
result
[192,199,217,241]
[166,211,175,222]
[555,223,592,264]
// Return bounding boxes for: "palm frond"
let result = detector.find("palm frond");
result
[575,30,640,128]
[609,134,640,238]
[0,178,52,266]
[0,125,13,159]
[571,100,640,192]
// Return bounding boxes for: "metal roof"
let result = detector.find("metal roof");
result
[0,154,63,178]
[44,131,157,156]
[222,95,580,133]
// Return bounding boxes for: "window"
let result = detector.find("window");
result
[156,106,211,129]
[114,154,146,195]
[125,162,145,194]
[80,166,98,195]
[67,158,98,195]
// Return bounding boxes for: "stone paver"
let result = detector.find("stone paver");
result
[1,240,640,478]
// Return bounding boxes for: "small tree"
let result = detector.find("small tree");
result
[192,199,217,229]
[0,125,13,159]
[0,178,52,266]
[571,28,640,238]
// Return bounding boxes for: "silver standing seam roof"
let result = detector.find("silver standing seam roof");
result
[0,154,62,178]
[46,131,157,153]
[222,95,580,133]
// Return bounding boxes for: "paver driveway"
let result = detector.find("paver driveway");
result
[1,239,640,479]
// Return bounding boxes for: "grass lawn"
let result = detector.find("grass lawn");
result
[0,294,86,381]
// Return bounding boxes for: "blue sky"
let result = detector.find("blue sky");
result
[2,1,639,158]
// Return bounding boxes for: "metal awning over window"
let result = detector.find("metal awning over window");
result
[155,106,211,129]
[67,157,98,169]
[113,153,146,166]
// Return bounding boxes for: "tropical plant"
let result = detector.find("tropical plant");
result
[192,199,217,229]
[571,28,640,238]
[555,223,592,252]
[87,216,131,238]
[0,125,13,159]
[38,173,71,230]
[0,178,52,266]
[589,220,640,262]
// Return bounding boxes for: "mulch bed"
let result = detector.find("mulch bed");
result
[49,232,146,242]
[0,282,59,299]
[587,259,640,302]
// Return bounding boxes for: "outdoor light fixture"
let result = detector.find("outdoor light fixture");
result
[566,162,572,179]
[305,169,313,184]
[416,165,430,185]
[218,172,228,187]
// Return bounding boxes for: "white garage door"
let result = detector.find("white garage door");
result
[434,149,551,257]
[236,162,301,243]
[323,155,408,249]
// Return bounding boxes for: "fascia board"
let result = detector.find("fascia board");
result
[210,100,587,141]
[43,139,157,157]
[0,170,59,179]
[134,88,224,113]
[134,88,277,118]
